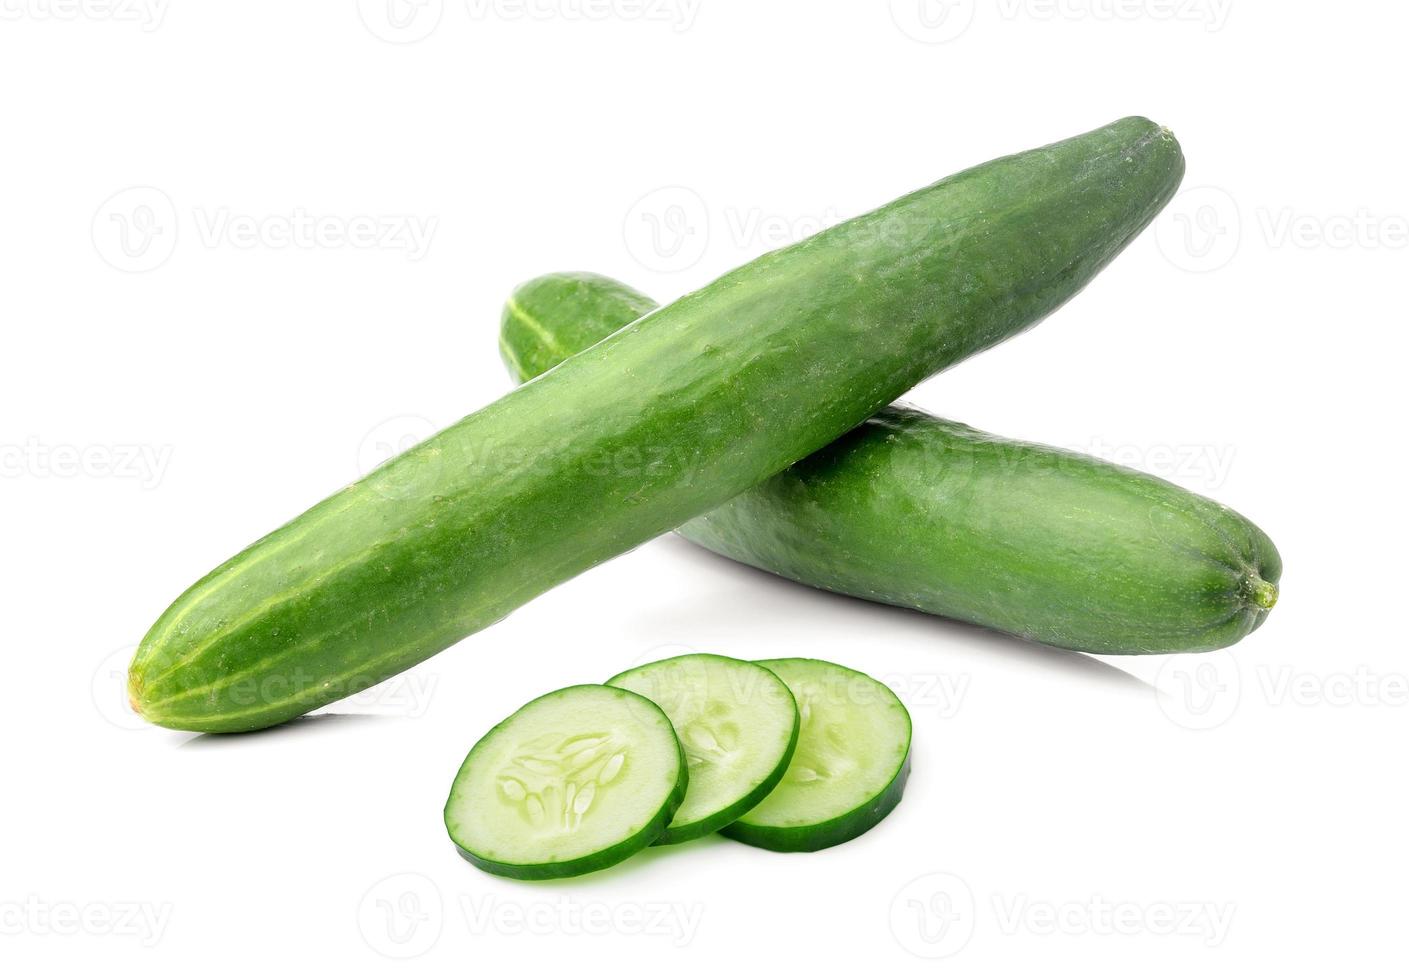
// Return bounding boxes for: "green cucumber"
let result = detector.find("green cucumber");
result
[129,117,1184,732]
[444,685,687,879]
[605,654,799,844]
[500,273,1280,654]
[721,659,911,852]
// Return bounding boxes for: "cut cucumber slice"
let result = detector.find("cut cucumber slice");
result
[607,654,799,844]
[444,685,687,879]
[721,659,911,852]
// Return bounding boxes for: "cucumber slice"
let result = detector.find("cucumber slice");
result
[722,659,911,852]
[444,685,687,879]
[606,654,799,844]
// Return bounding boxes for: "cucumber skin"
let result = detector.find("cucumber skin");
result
[129,117,1184,732]
[604,653,800,845]
[719,756,910,853]
[502,276,1281,655]
[446,685,688,880]
[719,658,911,853]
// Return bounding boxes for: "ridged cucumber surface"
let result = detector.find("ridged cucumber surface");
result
[500,272,1280,654]
[130,117,1184,731]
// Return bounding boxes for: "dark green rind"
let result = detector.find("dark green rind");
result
[130,117,1184,731]
[605,654,800,845]
[444,685,688,880]
[719,755,911,853]
[720,659,911,853]
[500,268,1281,654]
[500,272,656,383]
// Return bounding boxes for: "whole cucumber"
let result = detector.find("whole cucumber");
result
[130,117,1183,731]
[502,272,1280,654]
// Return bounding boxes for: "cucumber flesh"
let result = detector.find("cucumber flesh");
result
[722,659,911,852]
[606,654,799,844]
[444,685,687,879]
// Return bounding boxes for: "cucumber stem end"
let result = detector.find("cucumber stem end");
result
[1245,576,1279,611]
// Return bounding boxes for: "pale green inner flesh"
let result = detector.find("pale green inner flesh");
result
[739,659,910,829]
[611,656,797,830]
[446,687,681,865]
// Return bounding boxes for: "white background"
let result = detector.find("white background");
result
[2,2,1404,976]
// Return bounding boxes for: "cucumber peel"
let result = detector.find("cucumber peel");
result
[722,658,912,852]
[499,270,1281,655]
[606,654,799,844]
[444,685,687,880]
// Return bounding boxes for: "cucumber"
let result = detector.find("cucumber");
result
[721,659,911,852]
[500,274,1280,654]
[444,684,686,879]
[129,117,1185,732]
[605,654,799,844]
